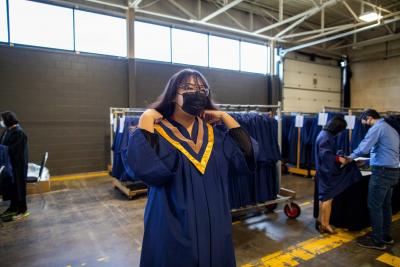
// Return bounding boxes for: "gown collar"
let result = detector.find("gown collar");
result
[154,117,214,174]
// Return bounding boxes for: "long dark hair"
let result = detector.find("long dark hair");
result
[1,111,19,127]
[149,69,218,118]
[324,116,347,136]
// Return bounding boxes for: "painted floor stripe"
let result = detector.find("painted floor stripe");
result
[241,214,400,267]
[50,171,109,182]
[377,253,400,267]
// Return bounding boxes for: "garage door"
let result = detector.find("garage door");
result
[283,58,341,112]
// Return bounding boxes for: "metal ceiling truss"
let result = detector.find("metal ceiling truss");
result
[76,0,400,56]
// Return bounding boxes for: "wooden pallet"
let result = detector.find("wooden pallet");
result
[27,180,51,195]
[112,178,147,199]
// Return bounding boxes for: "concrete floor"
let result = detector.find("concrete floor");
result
[0,174,399,267]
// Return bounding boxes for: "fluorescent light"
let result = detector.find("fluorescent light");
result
[359,12,383,22]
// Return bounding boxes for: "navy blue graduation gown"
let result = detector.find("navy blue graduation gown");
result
[315,130,363,201]
[124,117,257,267]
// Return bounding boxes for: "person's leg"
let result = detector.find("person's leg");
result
[319,199,335,234]
[382,168,399,243]
[367,174,387,243]
[382,187,393,243]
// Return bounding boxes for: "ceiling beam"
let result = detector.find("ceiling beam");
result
[281,14,400,56]
[135,8,283,42]
[201,0,244,22]
[342,1,360,22]
[82,0,127,9]
[281,24,353,39]
[212,2,247,30]
[253,0,341,35]
[356,0,392,14]
[129,0,143,9]
[167,0,197,19]
[274,0,342,38]
[329,33,400,50]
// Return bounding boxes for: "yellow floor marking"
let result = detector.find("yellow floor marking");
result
[50,171,109,182]
[241,214,400,267]
[299,201,312,207]
[377,253,400,267]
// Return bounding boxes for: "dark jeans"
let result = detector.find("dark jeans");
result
[368,167,400,242]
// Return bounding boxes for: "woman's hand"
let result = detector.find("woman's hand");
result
[201,110,226,124]
[143,109,163,123]
[201,110,240,129]
[138,109,163,133]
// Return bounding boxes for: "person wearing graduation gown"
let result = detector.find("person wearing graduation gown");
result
[315,116,348,234]
[123,69,257,267]
[0,111,29,221]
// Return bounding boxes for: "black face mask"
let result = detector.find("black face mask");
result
[180,92,208,116]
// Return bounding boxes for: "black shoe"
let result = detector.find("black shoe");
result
[0,208,18,218]
[382,235,395,245]
[357,236,386,250]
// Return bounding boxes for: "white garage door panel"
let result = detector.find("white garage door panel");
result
[284,71,340,92]
[283,89,340,112]
[284,59,341,78]
[283,58,341,112]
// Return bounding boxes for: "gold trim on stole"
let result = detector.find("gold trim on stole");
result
[161,119,204,153]
[154,123,214,174]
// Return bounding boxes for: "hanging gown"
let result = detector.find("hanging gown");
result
[123,117,257,267]
[315,130,363,201]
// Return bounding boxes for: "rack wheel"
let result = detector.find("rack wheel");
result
[266,203,278,212]
[284,202,301,219]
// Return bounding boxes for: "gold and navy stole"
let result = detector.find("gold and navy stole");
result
[154,118,214,174]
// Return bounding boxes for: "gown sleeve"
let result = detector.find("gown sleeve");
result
[123,128,174,186]
[318,137,338,176]
[224,127,258,174]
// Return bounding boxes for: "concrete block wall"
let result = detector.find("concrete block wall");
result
[0,46,269,175]
[0,45,128,175]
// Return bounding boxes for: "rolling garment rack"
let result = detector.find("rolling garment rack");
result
[109,104,301,219]
[218,102,300,219]
[110,107,147,199]
[283,111,317,178]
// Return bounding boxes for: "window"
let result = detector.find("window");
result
[0,0,7,42]
[240,41,268,74]
[135,21,171,62]
[172,28,208,67]
[8,0,73,50]
[75,10,126,57]
[209,35,239,71]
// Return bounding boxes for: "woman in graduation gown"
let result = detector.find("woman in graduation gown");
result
[0,111,29,220]
[123,69,257,267]
[315,116,348,234]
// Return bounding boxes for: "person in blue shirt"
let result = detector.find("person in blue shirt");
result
[123,69,257,267]
[347,109,400,250]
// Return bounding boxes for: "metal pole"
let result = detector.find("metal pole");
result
[270,40,275,75]
[277,101,282,190]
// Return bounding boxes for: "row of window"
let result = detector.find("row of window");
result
[0,0,272,74]
[135,22,270,74]
[0,0,127,56]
